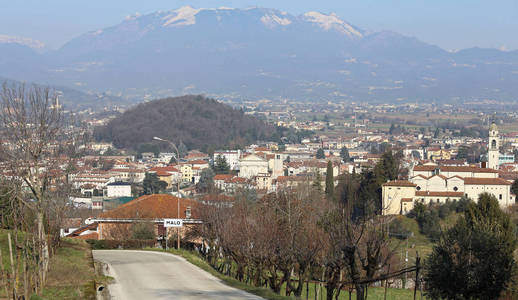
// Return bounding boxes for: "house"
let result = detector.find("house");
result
[90,194,200,241]
[149,166,181,188]
[106,181,132,198]
[213,150,241,170]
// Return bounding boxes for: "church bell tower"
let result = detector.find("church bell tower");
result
[488,122,499,170]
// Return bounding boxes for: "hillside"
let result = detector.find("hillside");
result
[93,95,276,151]
[1,7,517,104]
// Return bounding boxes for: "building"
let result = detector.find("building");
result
[213,150,241,170]
[238,154,269,178]
[488,122,500,170]
[106,181,132,198]
[89,194,200,241]
[383,164,513,215]
[382,123,515,215]
[381,180,417,215]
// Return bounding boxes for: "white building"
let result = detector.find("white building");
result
[105,181,132,198]
[238,154,269,179]
[213,150,241,170]
[488,122,500,170]
[382,123,514,215]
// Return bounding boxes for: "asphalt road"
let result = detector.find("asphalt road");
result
[93,250,264,300]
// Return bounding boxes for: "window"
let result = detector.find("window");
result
[416,186,421,191]
[185,207,192,219]
[437,199,440,203]
[453,186,458,191]
[499,194,502,200]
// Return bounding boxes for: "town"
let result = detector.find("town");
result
[2,2,518,300]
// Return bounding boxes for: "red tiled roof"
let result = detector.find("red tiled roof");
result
[189,160,209,165]
[229,177,248,184]
[413,165,499,173]
[214,174,234,181]
[382,180,417,187]
[155,170,173,177]
[276,176,310,183]
[100,194,198,219]
[415,191,464,197]
[150,166,179,173]
[71,232,99,240]
[463,177,511,185]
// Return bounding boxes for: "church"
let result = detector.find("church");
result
[382,122,514,215]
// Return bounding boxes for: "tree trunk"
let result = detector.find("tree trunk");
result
[38,211,50,285]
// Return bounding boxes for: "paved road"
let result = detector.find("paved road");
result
[93,250,264,300]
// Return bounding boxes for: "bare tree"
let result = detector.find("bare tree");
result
[0,82,72,291]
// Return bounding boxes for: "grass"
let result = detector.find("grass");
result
[0,230,99,300]
[144,247,425,300]
[33,238,97,300]
[390,216,434,266]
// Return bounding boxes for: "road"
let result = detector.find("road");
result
[93,250,264,300]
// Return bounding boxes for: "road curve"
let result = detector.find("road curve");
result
[93,250,262,300]
[93,250,264,300]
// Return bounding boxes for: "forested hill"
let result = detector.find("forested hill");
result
[93,95,276,152]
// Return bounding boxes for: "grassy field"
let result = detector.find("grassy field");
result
[146,248,427,300]
[0,230,98,300]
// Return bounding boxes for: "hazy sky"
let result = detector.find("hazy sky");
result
[1,0,517,50]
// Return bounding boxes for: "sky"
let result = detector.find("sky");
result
[1,0,517,51]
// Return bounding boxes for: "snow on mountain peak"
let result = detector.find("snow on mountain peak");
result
[303,11,362,38]
[0,34,45,49]
[261,14,292,28]
[162,6,201,27]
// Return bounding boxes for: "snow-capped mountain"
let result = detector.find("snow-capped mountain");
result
[0,35,46,49]
[1,6,517,104]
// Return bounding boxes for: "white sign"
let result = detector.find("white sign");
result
[164,219,183,228]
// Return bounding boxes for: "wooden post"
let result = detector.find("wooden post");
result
[8,233,17,300]
[306,279,309,300]
[414,252,420,300]
[384,264,390,300]
[0,249,10,299]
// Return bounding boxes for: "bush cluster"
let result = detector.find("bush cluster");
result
[86,239,156,249]
[407,197,470,241]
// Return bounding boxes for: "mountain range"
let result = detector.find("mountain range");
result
[1,6,518,105]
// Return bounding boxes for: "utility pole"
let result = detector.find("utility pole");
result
[154,136,182,249]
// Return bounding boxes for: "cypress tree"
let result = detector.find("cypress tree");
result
[325,161,334,200]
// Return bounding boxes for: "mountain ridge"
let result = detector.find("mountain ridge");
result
[1,6,517,105]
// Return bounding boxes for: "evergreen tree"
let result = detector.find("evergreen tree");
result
[425,193,516,299]
[196,168,215,193]
[316,148,325,159]
[312,171,323,191]
[177,142,188,158]
[213,154,230,174]
[389,123,396,135]
[374,151,399,185]
[325,161,334,200]
[340,146,350,162]
[512,179,518,198]
[143,173,167,195]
